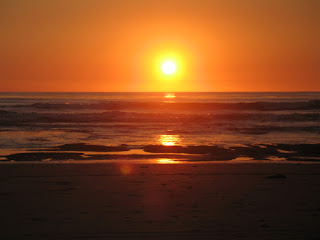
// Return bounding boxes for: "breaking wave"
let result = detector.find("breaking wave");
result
[1,110,320,124]
[5,99,320,111]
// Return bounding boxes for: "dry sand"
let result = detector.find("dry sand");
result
[0,162,319,239]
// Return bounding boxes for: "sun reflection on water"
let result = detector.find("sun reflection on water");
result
[164,93,176,99]
[158,134,181,146]
[157,158,178,164]
[163,93,176,103]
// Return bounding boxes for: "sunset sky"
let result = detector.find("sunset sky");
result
[0,0,319,92]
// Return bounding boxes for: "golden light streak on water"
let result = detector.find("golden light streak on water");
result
[156,158,177,164]
[158,134,181,146]
[163,93,176,103]
[164,93,176,99]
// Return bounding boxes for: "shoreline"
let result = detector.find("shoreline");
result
[2,142,320,163]
[1,159,320,164]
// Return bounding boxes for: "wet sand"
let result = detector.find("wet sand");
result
[0,162,319,239]
[5,143,320,162]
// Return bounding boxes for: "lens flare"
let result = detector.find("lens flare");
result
[119,164,134,175]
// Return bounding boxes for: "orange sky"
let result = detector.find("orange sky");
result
[0,0,319,92]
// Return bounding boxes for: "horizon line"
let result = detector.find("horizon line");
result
[1,91,320,94]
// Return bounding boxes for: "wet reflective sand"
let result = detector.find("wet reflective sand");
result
[0,163,319,239]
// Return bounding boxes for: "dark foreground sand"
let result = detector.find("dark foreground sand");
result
[0,162,320,240]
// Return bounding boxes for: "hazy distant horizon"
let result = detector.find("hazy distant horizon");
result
[1,91,320,93]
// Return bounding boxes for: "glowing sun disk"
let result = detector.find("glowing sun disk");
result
[161,61,176,75]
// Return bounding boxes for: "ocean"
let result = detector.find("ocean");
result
[1,92,320,162]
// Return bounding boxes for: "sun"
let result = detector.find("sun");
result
[161,60,176,75]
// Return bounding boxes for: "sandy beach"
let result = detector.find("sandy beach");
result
[0,162,319,239]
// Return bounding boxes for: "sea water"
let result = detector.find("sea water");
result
[0,92,320,160]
